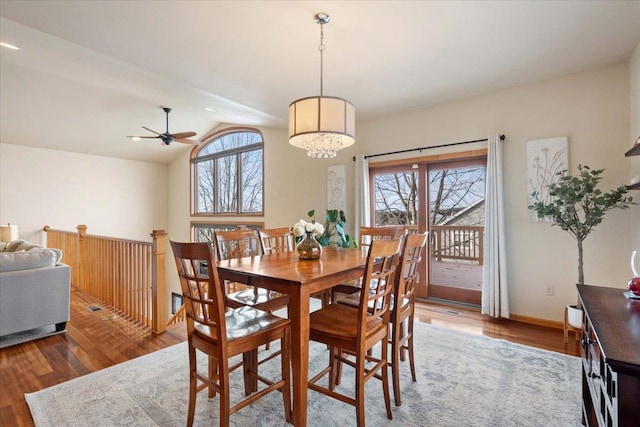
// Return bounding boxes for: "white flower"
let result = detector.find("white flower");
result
[292,218,324,237]
[312,222,325,236]
[292,222,306,237]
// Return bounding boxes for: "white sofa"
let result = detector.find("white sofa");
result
[0,240,71,340]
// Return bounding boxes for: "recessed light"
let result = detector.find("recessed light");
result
[0,42,21,50]
[131,137,141,141]
[205,107,216,112]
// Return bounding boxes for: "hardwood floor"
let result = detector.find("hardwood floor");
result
[0,288,581,427]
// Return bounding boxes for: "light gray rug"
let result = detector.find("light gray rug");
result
[25,322,582,427]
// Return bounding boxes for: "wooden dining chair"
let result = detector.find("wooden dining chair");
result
[170,240,291,427]
[331,226,401,302]
[388,231,427,405]
[335,232,428,406]
[307,238,403,427]
[215,229,290,313]
[259,227,294,255]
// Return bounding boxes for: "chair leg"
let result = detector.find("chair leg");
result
[334,348,343,386]
[407,314,417,383]
[391,322,402,406]
[329,346,338,390]
[281,330,292,423]
[219,363,230,427]
[242,351,258,395]
[399,319,407,361]
[381,336,393,420]
[208,355,217,398]
[355,353,366,427]
[187,345,198,427]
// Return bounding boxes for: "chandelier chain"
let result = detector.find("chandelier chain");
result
[318,23,325,96]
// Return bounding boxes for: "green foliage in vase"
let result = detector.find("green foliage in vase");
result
[528,165,634,287]
[306,209,357,249]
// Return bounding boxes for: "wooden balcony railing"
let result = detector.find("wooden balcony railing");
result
[430,225,483,265]
[43,225,168,334]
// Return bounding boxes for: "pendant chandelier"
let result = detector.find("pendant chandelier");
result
[289,13,355,158]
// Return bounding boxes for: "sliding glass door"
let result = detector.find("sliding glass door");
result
[370,153,487,304]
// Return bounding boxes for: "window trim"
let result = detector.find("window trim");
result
[190,127,265,216]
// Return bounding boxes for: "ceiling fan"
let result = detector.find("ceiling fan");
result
[128,107,199,145]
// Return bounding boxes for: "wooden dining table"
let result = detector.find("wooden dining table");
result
[217,246,367,427]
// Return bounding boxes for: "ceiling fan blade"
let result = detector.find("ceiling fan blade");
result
[175,138,200,145]
[171,131,197,139]
[142,126,161,136]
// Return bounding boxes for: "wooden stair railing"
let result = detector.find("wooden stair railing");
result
[43,225,168,334]
[167,304,185,326]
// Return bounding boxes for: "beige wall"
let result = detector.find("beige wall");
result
[0,143,169,243]
[353,63,632,321]
[164,64,633,323]
[630,41,640,256]
[1,63,634,325]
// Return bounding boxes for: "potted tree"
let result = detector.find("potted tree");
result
[528,165,634,326]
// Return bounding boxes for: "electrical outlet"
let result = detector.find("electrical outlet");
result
[545,285,554,296]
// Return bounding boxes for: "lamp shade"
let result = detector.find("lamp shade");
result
[289,95,355,158]
[0,224,19,242]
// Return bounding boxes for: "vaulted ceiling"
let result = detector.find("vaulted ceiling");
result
[1,1,639,163]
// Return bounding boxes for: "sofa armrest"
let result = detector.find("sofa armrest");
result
[0,263,71,336]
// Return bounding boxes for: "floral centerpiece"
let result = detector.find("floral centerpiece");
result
[292,218,324,260]
[292,218,325,240]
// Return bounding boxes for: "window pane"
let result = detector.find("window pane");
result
[241,149,263,212]
[428,166,485,225]
[216,155,237,212]
[373,171,418,226]
[199,131,262,156]
[195,160,214,213]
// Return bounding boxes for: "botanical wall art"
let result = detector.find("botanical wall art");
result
[526,137,569,222]
[327,165,346,211]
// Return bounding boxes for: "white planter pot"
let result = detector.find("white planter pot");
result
[567,305,583,329]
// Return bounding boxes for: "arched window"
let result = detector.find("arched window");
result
[192,128,263,215]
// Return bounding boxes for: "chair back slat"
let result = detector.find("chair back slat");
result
[359,226,398,255]
[259,227,294,255]
[170,241,227,346]
[214,229,261,260]
[360,238,403,331]
[396,232,429,303]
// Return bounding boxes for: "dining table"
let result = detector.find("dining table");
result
[217,245,367,427]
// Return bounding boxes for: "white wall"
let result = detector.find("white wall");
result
[0,143,168,243]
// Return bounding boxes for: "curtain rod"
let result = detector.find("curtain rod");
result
[352,134,505,161]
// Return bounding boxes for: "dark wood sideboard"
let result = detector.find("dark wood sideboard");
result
[577,284,640,427]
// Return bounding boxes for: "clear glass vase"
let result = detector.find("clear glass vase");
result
[296,232,322,260]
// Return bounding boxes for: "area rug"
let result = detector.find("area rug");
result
[25,322,581,427]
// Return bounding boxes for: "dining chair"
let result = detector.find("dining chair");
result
[170,240,291,427]
[215,229,290,313]
[331,226,401,302]
[307,238,403,427]
[334,232,427,406]
[259,227,294,254]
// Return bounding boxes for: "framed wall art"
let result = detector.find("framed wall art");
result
[526,137,569,222]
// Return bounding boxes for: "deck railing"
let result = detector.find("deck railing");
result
[43,225,168,333]
[430,225,483,265]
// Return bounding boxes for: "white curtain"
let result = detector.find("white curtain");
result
[482,134,509,318]
[354,154,371,242]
